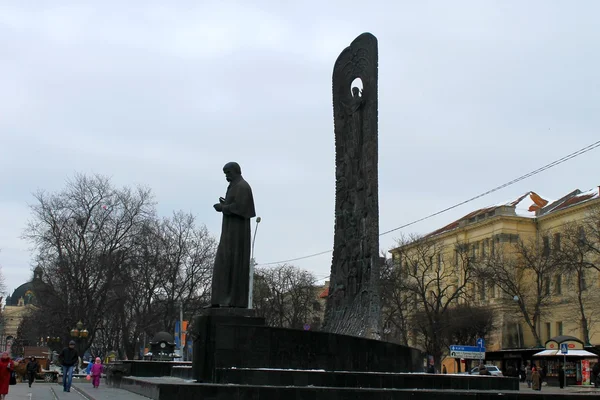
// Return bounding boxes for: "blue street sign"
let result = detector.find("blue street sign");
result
[450,345,482,352]
[477,338,485,348]
[449,344,486,360]
[560,343,568,354]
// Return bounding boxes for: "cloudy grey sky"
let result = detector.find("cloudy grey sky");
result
[1,1,599,295]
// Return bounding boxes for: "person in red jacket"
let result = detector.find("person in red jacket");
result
[0,352,14,400]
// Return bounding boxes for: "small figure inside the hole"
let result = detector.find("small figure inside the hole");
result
[344,86,364,115]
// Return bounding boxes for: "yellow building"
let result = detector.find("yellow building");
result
[389,186,600,374]
[1,267,43,355]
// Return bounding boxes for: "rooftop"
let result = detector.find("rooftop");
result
[414,186,599,240]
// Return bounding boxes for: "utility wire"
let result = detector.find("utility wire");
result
[256,139,600,267]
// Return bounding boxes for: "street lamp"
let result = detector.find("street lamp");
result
[248,216,261,309]
[70,321,88,358]
[43,336,61,345]
[513,296,522,348]
[70,321,88,339]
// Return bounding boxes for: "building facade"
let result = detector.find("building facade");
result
[389,186,600,373]
[0,267,43,355]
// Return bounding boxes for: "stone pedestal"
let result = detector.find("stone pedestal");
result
[191,308,265,382]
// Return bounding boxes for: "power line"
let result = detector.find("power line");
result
[257,250,332,266]
[256,139,600,267]
[379,139,600,235]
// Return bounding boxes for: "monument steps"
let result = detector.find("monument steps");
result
[119,375,584,400]
[213,367,518,391]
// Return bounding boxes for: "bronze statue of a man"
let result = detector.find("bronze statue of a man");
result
[211,162,256,308]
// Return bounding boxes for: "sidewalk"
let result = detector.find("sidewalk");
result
[71,382,152,400]
[518,381,600,395]
[0,382,148,400]
[3,383,56,399]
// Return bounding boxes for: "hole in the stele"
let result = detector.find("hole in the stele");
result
[350,77,363,97]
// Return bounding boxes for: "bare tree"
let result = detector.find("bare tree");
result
[581,204,600,271]
[0,250,6,295]
[443,304,496,372]
[22,173,218,359]
[23,173,155,354]
[478,236,560,347]
[555,223,600,345]
[391,234,475,372]
[252,264,321,330]
[103,212,216,360]
[154,211,216,332]
[380,257,411,345]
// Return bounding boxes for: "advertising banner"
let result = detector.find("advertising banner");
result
[582,360,590,385]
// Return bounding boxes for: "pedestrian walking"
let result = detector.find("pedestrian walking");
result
[558,365,565,389]
[58,340,79,392]
[90,357,104,388]
[85,357,94,375]
[531,367,542,391]
[592,363,600,388]
[0,352,14,400]
[519,365,525,382]
[505,364,515,377]
[525,365,532,388]
[478,364,491,375]
[26,356,40,388]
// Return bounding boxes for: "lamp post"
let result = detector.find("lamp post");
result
[42,336,61,348]
[70,321,89,357]
[248,216,261,309]
[179,300,184,361]
[513,296,522,348]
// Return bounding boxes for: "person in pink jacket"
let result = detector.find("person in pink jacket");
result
[90,357,103,388]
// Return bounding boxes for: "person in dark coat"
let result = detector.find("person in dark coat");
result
[211,162,256,308]
[541,365,547,383]
[519,365,525,382]
[592,363,600,388]
[478,364,491,375]
[558,365,565,389]
[25,356,40,388]
[525,365,532,388]
[505,364,515,377]
[58,341,79,392]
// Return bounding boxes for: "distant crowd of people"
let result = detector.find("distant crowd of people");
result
[426,359,600,391]
[0,339,107,397]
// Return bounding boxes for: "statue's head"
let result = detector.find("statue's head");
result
[223,162,242,182]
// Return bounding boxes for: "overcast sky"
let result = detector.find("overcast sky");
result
[1,1,599,295]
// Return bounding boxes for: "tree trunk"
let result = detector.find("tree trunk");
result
[526,321,542,348]
[577,275,590,345]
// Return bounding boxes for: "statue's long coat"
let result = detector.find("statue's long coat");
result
[211,176,256,308]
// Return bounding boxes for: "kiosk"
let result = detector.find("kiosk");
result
[533,335,598,386]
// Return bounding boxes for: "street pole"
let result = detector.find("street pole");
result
[513,296,522,348]
[563,354,566,388]
[248,217,261,309]
[179,300,184,361]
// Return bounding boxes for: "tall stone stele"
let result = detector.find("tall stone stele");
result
[323,33,381,338]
